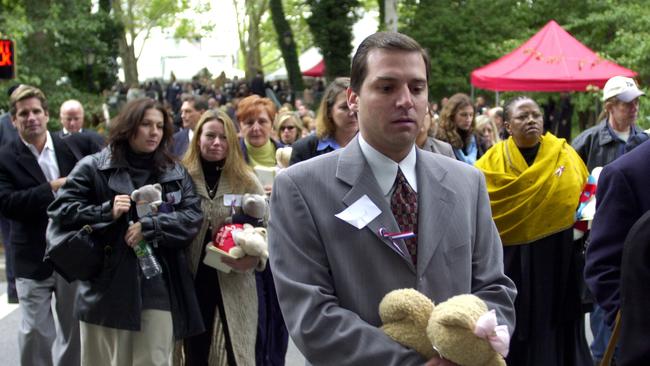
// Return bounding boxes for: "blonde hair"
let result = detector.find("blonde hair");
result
[598,97,619,121]
[273,111,304,137]
[10,85,48,116]
[475,115,501,144]
[315,77,350,138]
[183,109,255,189]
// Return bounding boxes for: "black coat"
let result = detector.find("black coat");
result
[289,134,337,166]
[585,140,650,326]
[46,148,205,339]
[619,209,650,365]
[55,129,106,150]
[0,132,99,279]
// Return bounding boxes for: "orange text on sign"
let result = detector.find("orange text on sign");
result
[0,40,12,66]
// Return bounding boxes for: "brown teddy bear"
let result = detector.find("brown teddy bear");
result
[379,289,509,366]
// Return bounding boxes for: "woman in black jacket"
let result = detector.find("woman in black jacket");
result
[47,98,204,366]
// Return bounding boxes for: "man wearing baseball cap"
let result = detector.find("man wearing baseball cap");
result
[572,75,645,364]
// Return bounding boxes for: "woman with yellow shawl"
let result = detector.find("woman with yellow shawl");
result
[476,96,592,366]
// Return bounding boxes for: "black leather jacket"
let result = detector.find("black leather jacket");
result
[47,148,204,339]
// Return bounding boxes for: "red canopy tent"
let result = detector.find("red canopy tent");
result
[302,60,325,77]
[471,20,636,92]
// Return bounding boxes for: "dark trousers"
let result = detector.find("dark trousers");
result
[255,265,288,366]
[0,215,16,296]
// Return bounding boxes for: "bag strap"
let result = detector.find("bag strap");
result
[600,310,622,366]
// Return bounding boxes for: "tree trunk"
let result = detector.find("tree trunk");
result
[118,34,139,87]
[113,0,139,87]
[384,0,398,32]
[246,24,262,79]
[269,0,304,95]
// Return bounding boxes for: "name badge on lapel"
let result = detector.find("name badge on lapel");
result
[165,190,182,204]
[224,194,242,207]
[335,194,381,229]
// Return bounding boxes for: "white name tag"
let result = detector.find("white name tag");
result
[224,194,243,207]
[335,195,381,229]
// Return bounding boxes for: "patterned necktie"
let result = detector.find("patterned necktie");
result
[390,168,418,264]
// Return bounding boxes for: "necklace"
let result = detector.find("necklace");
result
[206,166,223,198]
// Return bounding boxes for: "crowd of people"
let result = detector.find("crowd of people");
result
[0,30,649,366]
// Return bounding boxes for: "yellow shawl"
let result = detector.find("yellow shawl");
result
[475,133,588,245]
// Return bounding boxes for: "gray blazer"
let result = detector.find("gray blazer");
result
[268,136,516,365]
[422,136,455,159]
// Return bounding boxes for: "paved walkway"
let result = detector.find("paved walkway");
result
[0,244,306,365]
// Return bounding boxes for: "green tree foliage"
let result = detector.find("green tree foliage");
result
[269,0,304,94]
[306,0,360,81]
[0,0,118,128]
[399,0,650,130]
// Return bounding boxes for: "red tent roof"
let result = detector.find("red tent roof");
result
[471,20,636,92]
[302,60,325,77]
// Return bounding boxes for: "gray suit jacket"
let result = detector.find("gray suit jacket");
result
[422,136,455,159]
[269,137,516,365]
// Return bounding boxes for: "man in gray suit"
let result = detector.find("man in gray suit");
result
[268,32,516,365]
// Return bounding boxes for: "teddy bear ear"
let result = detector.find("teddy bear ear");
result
[379,288,434,328]
[153,183,163,193]
[429,294,488,330]
[131,189,140,201]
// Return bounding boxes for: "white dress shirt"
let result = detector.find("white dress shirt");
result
[22,131,61,182]
[358,135,417,202]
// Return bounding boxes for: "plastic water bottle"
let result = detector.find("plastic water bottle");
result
[134,240,162,279]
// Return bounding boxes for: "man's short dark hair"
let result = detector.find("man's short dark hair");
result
[181,95,209,112]
[350,32,431,93]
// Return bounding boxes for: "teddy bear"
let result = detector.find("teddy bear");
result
[379,289,436,359]
[379,289,509,366]
[225,193,267,227]
[275,146,293,169]
[131,183,163,218]
[230,224,268,270]
[206,223,268,273]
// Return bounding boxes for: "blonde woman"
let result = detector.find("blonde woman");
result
[273,111,303,146]
[475,114,501,151]
[289,77,358,165]
[181,109,265,365]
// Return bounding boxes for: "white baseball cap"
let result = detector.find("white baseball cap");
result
[602,76,645,102]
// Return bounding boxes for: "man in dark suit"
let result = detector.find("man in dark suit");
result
[585,140,650,365]
[0,84,21,304]
[56,99,105,148]
[171,95,208,157]
[268,32,516,365]
[0,85,99,366]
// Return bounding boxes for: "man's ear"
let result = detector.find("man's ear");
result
[347,87,359,113]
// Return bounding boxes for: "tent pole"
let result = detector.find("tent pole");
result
[471,85,475,100]
[496,91,500,107]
